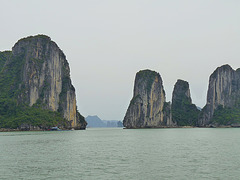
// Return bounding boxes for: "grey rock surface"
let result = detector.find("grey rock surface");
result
[123,70,174,128]
[199,64,240,126]
[8,35,86,129]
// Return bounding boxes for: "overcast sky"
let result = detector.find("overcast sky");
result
[1,0,240,120]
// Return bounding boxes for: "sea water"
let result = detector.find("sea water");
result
[1,128,240,180]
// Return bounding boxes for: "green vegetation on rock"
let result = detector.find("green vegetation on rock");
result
[136,70,158,94]
[211,104,240,125]
[0,51,68,129]
[0,35,85,130]
[0,101,67,129]
[0,52,25,99]
[0,51,11,71]
[172,102,200,126]
[171,80,200,126]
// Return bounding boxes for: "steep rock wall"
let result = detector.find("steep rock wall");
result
[7,35,86,128]
[172,79,199,126]
[123,70,174,128]
[199,64,240,126]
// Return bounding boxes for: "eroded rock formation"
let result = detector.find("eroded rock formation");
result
[199,64,240,126]
[171,79,199,126]
[123,70,173,128]
[124,64,240,128]
[0,35,86,129]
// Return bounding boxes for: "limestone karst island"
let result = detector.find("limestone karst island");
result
[0,35,240,131]
[0,35,87,131]
[123,65,240,128]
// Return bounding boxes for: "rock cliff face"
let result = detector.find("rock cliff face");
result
[123,70,174,128]
[199,64,240,126]
[1,35,86,129]
[124,65,240,128]
[172,80,199,126]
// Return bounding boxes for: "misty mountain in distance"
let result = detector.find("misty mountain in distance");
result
[86,115,123,128]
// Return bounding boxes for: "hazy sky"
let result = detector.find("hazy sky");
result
[1,0,240,120]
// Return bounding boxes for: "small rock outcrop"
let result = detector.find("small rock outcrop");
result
[199,64,240,126]
[0,35,86,129]
[123,70,174,128]
[171,80,200,126]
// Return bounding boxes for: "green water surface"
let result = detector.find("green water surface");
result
[1,128,240,180]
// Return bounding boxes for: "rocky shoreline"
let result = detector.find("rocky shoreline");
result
[2,124,240,132]
[122,125,240,129]
[0,128,68,132]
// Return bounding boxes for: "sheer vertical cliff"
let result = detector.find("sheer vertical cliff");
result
[0,35,86,129]
[123,65,240,128]
[123,70,174,128]
[172,80,200,126]
[199,64,240,126]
